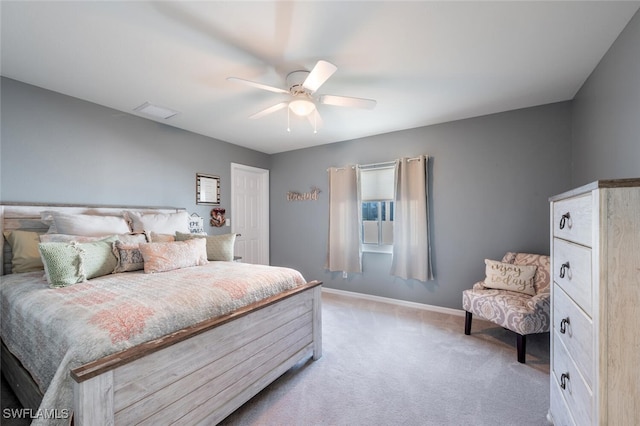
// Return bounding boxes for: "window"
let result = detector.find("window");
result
[362,200,394,252]
[359,165,395,253]
[328,156,432,279]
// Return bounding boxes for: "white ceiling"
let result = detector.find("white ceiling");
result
[2,1,639,154]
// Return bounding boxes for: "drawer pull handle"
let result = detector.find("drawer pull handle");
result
[559,262,570,278]
[560,373,570,390]
[559,212,571,229]
[560,317,570,334]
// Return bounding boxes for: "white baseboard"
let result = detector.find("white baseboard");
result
[321,287,465,317]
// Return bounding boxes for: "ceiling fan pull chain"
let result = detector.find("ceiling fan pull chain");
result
[287,108,291,133]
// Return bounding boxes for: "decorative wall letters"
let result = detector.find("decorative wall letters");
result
[287,186,321,201]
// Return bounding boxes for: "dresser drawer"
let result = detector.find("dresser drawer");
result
[553,194,592,246]
[553,238,593,316]
[550,377,576,426]
[553,284,594,388]
[553,332,593,426]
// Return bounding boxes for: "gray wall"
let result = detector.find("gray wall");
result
[9,6,640,311]
[271,8,640,310]
[0,77,271,234]
[2,77,572,310]
[270,103,572,309]
[571,9,640,185]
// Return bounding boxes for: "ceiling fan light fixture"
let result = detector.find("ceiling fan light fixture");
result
[288,99,316,116]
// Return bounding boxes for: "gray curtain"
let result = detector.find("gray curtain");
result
[326,166,362,274]
[390,155,433,281]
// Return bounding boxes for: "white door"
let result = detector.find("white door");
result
[230,163,269,264]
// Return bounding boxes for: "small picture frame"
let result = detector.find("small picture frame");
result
[196,173,220,205]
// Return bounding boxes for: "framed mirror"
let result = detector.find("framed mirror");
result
[196,173,220,205]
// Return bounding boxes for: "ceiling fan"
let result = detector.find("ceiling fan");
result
[227,60,376,132]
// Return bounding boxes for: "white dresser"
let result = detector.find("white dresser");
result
[548,179,640,425]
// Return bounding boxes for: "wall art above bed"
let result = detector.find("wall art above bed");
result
[196,172,220,205]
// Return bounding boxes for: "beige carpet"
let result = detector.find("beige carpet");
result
[220,291,550,425]
[2,291,550,425]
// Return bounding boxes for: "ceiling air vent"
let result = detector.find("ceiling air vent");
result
[133,102,179,119]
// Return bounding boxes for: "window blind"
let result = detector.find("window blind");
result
[360,166,395,201]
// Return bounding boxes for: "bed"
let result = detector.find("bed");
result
[0,203,322,425]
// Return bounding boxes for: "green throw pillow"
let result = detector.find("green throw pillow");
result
[80,236,119,279]
[39,236,118,287]
[175,232,236,261]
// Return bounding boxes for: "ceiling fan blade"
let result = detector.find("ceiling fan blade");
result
[303,60,337,93]
[307,110,323,132]
[249,102,288,119]
[319,94,377,110]
[227,77,289,94]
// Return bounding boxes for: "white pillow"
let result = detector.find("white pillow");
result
[51,213,131,237]
[126,211,190,234]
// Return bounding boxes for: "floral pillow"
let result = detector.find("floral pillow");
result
[112,239,146,273]
[138,238,208,273]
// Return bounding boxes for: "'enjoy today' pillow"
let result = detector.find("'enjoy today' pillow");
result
[483,259,537,296]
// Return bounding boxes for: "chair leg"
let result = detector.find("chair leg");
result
[464,311,472,335]
[517,334,526,363]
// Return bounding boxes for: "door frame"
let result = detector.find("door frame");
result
[230,163,270,264]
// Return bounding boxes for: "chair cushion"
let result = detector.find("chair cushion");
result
[462,287,550,335]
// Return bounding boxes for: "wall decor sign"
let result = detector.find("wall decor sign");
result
[196,173,220,205]
[287,186,321,201]
[189,213,205,234]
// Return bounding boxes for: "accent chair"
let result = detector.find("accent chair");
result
[462,252,551,363]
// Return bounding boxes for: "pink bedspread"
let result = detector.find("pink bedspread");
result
[0,262,306,425]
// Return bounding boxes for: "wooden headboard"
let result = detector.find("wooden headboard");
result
[1,203,185,275]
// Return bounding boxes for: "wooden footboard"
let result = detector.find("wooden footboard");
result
[71,281,322,425]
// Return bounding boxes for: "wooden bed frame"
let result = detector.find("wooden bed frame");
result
[1,203,322,425]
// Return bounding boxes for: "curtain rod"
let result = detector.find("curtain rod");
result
[328,155,425,171]
[327,165,356,171]
[359,155,425,169]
